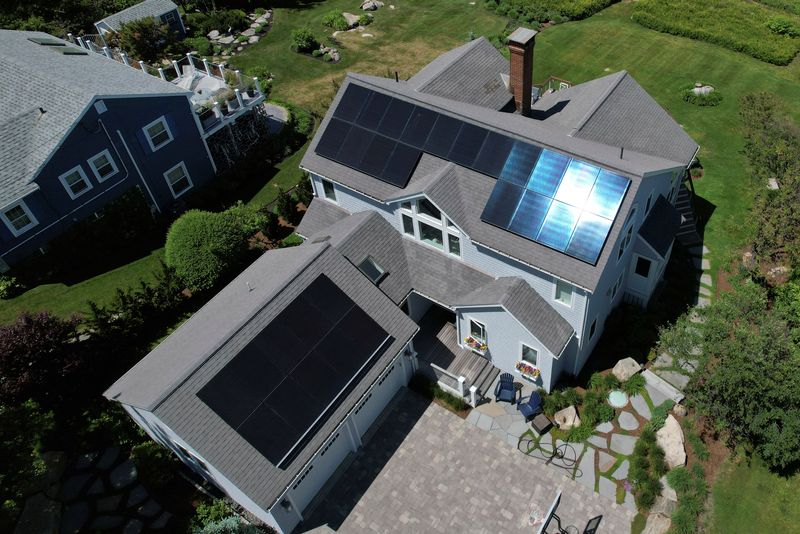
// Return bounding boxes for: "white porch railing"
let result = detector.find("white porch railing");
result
[430,363,466,399]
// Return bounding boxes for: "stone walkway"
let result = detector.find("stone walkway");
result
[302,390,634,533]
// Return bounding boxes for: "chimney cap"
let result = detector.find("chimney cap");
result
[508,27,538,47]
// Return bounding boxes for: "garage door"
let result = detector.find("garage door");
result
[352,360,404,437]
[291,426,352,512]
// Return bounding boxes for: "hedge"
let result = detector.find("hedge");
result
[485,0,617,25]
[632,0,800,65]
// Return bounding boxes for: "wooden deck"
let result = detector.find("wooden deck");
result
[414,307,499,396]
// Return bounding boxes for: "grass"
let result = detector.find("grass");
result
[245,140,311,208]
[0,249,165,324]
[709,456,800,532]
[533,2,800,275]
[230,0,508,111]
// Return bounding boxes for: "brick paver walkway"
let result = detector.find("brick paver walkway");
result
[300,390,634,533]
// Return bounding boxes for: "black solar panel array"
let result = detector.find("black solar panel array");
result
[197,274,392,467]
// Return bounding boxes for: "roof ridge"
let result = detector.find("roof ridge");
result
[570,70,628,137]
[416,37,488,92]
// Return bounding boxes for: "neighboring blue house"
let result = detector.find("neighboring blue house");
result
[95,0,186,39]
[0,30,216,269]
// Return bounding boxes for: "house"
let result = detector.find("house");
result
[95,0,186,39]
[0,30,264,269]
[105,28,697,533]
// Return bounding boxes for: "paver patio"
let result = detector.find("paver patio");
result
[300,390,634,533]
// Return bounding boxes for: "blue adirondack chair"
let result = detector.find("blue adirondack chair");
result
[494,372,516,403]
[517,391,543,422]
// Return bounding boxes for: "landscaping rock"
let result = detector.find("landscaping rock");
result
[651,494,677,516]
[630,394,652,420]
[242,28,256,37]
[554,405,580,430]
[656,370,690,390]
[618,411,639,431]
[595,421,613,433]
[673,404,687,417]
[123,519,144,534]
[623,491,636,512]
[90,515,125,529]
[207,30,220,40]
[575,448,596,489]
[361,0,384,10]
[96,447,120,470]
[250,22,260,28]
[610,433,637,455]
[598,477,617,499]
[659,475,678,502]
[61,501,89,533]
[343,12,360,27]
[248,36,260,44]
[612,357,641,381]
[656,415,686,469]
[330,50,341,61]
[612,459,629,480]
[13,493,60,534]
[362,33,374,38]
[653,353,673,368]
[588,435,607,449]
[643,513,671,534]
[109,460,137,490]
[598,451,616,472]
[218,36,235,45]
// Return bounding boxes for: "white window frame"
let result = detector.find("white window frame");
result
[609,272,624,300]
[415,198,442,224]
[321,178,337,203]
[520,342,538,366]
[163,10,176,23]
[58,165,93,200]
[400,197,463,257]
[163,161,193,198]
[634,255,652,279]
[447,233,461,257]
[1,199,38,237]
[554,279,573,307]
[468,318,486,343]
[87,149,119,182]
[143,116,173,152]
[589,318,597,339]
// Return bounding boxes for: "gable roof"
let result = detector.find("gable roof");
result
[408,37,513,111]
[295,197,349,239]
[106,242,418,510]
[637,195,681,257]
[0,31,189,206]
[97,0,179,32]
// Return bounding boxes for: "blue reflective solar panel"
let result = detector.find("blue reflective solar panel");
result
[499,141,541,186]
[480,180,524,228]
[508,190,551,241]
[536,201,580,251]
[527,149,569,196]
[566,212,613,263]
[584,170,630,219]
[554,160,600,208]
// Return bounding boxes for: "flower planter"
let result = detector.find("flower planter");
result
[463,336,487,355]
[515,360,541,382]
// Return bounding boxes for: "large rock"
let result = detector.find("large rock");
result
[343,12,360,27]
[361,0,384,10]
[613,357,641,381]
[656,415,686,469]
[553,405,580,430]
[13,493,61,534]
[218,36,235,45]
[207,30,220,40]
[642,513,671,534]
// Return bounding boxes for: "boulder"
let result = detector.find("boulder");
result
[330,50,341,61]
[242,28,256,37]
[250,22,260,28]
[554,405,580,430]
[651,494,677,516]
[656,415,686,469]
[14,493,61,534]
[673,404,687,417]
[207,30,220,40]
[343,12,360,28]
[218,36,235,45]
[742,250,756,269]
[642,514,671,534]
[613,357,641,382]
[361,0,384,10]
[248,36,260,44]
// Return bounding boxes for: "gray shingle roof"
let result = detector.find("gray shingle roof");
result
[0,30,189,206]
[457,277,574,356]
[295,197,349,239]
[106,242,418,510]
[638,195,681,257]
[97,0,179,31]
[408,37,513,111]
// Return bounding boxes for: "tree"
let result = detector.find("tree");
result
[0,312,82,404]
[109,18,178,63]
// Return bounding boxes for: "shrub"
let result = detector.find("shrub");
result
[645,400,675,432]
[255,8,267,15]
[188,10,249,38]
[636,477,662,509]
[237,35,249,43]
[0,274,22,299]
[595,403,615,423]
[666,467,693,495]
[296,175,314,206]
[275,188,298,224]
[109,18,178,63]
[588,372,605,391]
[191,499,235,532]
[358,14,373,26]
[131,441,177,491]
[323,52,333,62]
[291,26,318,53]
[622,374,646,396]
[184,36,213,56]
[601,373,621,391]
[681,84,724,107]
[768,16,800,37]
[322,11,349,31]
[164,209,255,292]
[311,49,323,57]
[197,516,275,533]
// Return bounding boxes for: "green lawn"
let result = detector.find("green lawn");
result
[230,0,508,111]
[710,456,800,532]
[0,249,165,324]
[532,2,800,275]
[245,140,311,208]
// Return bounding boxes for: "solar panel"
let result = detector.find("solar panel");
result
[356,92,392,130]
[337,126,374,167]
[473,132,515,176]
[382,144,422,187]
[424,114,462,157]
[400,107,438,147]
[508,189,551,241]
[359,135,397,176]
[315,119,352,159]
[377,99,414,137]
[479,180,523,228]
[197,275,392,466]
[448,123,487,167]
[333,84,371,122]
[499,141,542,187]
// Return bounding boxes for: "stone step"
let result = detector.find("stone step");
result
[692,256,711,270]
[696,273,713,286]
[642,369,685,404]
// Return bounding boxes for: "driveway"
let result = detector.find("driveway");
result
[299,390,634,533]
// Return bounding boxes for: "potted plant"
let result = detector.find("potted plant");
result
[515,360,541,380]
[464,336,487,353]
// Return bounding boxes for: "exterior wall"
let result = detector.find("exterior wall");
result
[0,94,215,265]
[406,292,435,321]
[159,10,186,38]
[455,305,560,392]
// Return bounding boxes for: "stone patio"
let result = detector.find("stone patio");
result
[300,390,634,533]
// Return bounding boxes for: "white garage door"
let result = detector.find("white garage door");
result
[352,361,404,437]
[291,426,352,512]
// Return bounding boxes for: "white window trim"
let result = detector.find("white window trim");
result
[417,220,445,250]
[554,279,573,307]
[447,233,461,257]
[589,317,598,339]
[163,161,193,199]
[520,342,538,366]
[320,178,338,203]
[1,199,38,237]
[143,116,174,152]
[400,197,463,257]
[468,318,486,343]
[58,165,93,200]
[633,254,652,279]
[87,149,119,182]
[163,11,176,23]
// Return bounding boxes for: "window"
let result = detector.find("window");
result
[521,343,538,365]
[163,11,176,23]
[88,149,118,181]
[402,214,414,235]
[635,256,652,278]
[358,256,386,284]
[555,280,573,306]
[609,272,624,300]
[143,117,173,151]
[645,193,652,214]
[469,319,486,342]
[618,224,634,260]
[400,201,412,212]
[1,201,38,236]
[446,217,457,230]
[448,234,461,256]
[58,166,92,199]
[322,179,337,202]
[417,198,441,220]
[589,318,597,339]
[163,162,193,198]
[418,221,443,249]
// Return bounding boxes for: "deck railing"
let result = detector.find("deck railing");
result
[430,363,467,399]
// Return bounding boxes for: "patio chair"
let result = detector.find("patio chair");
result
[517,391,543,422]
[494,373,516,403]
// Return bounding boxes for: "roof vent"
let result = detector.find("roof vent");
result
[59,48,88,56]
[37,107,46,117]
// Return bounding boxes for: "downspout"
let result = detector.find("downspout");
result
[116,130,161,213]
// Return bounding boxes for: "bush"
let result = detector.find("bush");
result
[164,209,256,292]
[131,441,177,491]
[311,49,323,57]
[768,16,800,37]
[197,516,275,533]
[0,274,22,299]
[358,14,373,26]
[187,10,249,38]
[595,403,615,423]
[681,85,724,107]
[184,36,213,56]
[275,188,298,225]
[192,499,235,532]
[322,11,349,31]
[645,400,675,432]
[323,52,333,62]
[255,7,267,15]
[291,26,318,53]
[621,374,646,396]
[296,175,314,206]
[542,388,578,416]
[666,467,693,494]
[109,18,178,63]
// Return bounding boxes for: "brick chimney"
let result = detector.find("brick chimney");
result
[507,27,537,117]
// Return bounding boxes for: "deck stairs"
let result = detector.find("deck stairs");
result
[675,184,702,246]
